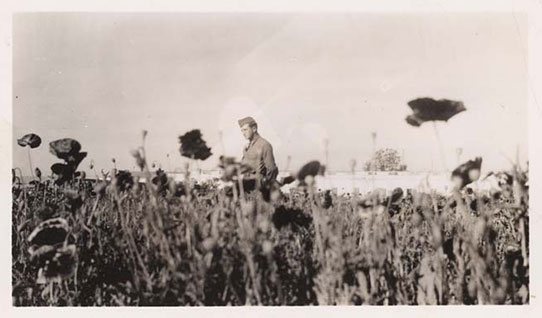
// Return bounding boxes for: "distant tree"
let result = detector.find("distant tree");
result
[364,148,405,172]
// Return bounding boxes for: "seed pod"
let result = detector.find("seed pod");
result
[35,167,42,180]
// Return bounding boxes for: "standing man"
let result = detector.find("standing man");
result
[238,116,278,187]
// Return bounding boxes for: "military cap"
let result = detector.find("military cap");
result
[238,116,257,127]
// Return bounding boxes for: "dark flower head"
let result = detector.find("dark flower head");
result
[49,138,82,160]
[297,160,326,183]
[152,168,167,181]
[51,163,76,185]
[65,152,87,169]
[321,190,333,209]
[388,187,404,204]
[152,168,170,195]
[405,97,466,127]
[28,217,69,247]
[114,170,134,192]
[452,157,483,189]
[279,174,296,185]
[495,171,514,187]
[179,129,212,161]
[272,205,313,231]
[36,245,77,284]
[17,133,42,148]
[168,180,186,197]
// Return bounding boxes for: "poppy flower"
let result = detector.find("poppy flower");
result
[272,205,313,231]
[27,217,69,247]
[495,171,513,187]
[49,138,82,160]
[280,174,296,185]
[297,160,326,183]
[168,180,186,197]
[321,190,333,209]
[17,133,42,148]
[114,170,134,192]
[179,129,212,161]
[451,157,483,189]
[36,245,77,284]
[387,187,404,204]
[152,168,170,195]
[51,163,76,185]
[65,152,87,169]
[405,97,466,127]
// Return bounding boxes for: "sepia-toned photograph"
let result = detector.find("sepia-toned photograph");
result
[11,11,530,306]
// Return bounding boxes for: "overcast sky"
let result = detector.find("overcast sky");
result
[13,12,527,174]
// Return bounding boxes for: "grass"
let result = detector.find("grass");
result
[11,163,529,306]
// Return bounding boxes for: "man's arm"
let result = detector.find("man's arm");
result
[261,143,278,182]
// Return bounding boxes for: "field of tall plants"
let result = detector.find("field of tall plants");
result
[12,98,529,305]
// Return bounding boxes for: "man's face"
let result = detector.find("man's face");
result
[241,124,256,140]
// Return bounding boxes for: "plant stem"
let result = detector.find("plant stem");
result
[49,282,54,305]
[27,147,35,180]
[432,121,449,172]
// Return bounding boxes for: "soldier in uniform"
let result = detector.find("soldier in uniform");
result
[238,116,278,188]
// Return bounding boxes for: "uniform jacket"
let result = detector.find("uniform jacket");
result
[241,133,278,184]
